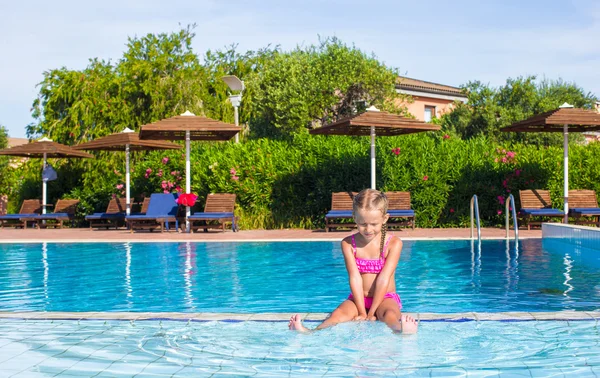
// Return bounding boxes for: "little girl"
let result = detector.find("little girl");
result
[289,189,418,334]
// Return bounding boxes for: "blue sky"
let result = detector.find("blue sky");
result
[1,0,599,138]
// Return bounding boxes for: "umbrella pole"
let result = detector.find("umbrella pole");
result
[42,153,47,215]
[125,144,131,215]
[185,130,191,232]
[563,124,569,223]
[370,126,376,189]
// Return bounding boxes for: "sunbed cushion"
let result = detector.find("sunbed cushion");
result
[85,213,126,220]
[33,213,72,220]
[520,208,564,216]
[188,212,234,219]
[325,210,353,218]
[569,208,600,215]
[0,213,39,220]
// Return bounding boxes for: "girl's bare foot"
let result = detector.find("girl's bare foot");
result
[288,314,309,332]
[400,314,418,334]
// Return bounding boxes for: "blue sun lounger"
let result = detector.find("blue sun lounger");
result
[188,193,238,232]
[519,190,565,230]
[125,193,180,233]
[568,189,600,226]
[85,198,126,229]
[0,200,42,228]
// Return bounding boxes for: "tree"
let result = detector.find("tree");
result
[441,76,598,145]
[247,37,407,138]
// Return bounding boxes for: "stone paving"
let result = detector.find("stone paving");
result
[0,226,540,242]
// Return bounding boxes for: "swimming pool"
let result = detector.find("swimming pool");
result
[0,318,598,376]
[1,238,599,376]
[0,239,600,313]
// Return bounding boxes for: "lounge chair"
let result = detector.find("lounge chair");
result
[22,199,80,229]
[568,189,600,226]
[519,189,564,230]
[85,198,126,229]
[0,200,42,228]
[188,193,238,232]
[125,193,179,233]
[325,192,357,232]
[385,191,415,230]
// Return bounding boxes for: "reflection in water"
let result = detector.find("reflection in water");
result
[42,242,48,304]
[563,253,573,299]
[125,242,132,306]
[184,241,194,309]
[471,239,481,289]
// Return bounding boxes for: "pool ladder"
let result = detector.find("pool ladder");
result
[470,195,481,241]
[505,194,519,241]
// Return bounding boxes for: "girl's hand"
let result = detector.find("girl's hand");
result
[367,315,377,321]
[353,314,367,321]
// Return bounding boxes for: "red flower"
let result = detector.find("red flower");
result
[443,134,450,139]
[391,147,401,155]
[423,176,429,181]
[450,208,455,213]
[177,193,198,206]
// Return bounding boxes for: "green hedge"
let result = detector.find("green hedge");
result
[5,134,600,228]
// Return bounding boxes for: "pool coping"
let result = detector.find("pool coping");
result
[0,237,540,243]
[1,311,598,322]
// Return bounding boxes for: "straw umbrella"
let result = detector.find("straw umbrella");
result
[0,137,93,214]
[500,103,600,222]
[310,106,440,189]
[73,128,182,215]
[139,110,242,231]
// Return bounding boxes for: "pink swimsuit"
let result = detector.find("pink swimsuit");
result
[347,234,402,310]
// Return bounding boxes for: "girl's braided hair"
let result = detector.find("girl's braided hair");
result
[352,189,389,255]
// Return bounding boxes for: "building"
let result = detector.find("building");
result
[395,76,468,122]
[7,137,28,148]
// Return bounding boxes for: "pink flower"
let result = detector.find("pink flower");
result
[168,182,174,189]
[450,208,455,213]
[230,168,237,175]
[144,173,149,179]
[497,195,505,205]
[501,157,508,163]
[116,184,124,190]
[176,186,182,193]
[497,210,503,215]
[515,169,521,176]
[161,181,168,189]
[423,176,429,181]
[162,157,169,165]
[502,180,508,188]
[506,151,515,159]
[443,134,450,139]
[391,147,401,155]
[163,189,170,194]
[111,193,116,199]
[171,171,177,176]
[494,158,499,163]
[146,168,152,174]
[232,175,240,181]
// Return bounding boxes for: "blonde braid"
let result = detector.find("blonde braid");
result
[380,223,387,256]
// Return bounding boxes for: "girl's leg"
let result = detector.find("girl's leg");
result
[289,299,359,332]
[375,298,418,334]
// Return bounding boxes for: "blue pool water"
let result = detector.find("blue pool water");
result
[0,319,599,377]
[0,239,600,313]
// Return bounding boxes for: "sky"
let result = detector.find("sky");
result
[1,0,599,138]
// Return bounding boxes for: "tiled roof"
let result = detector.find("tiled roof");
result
[7,138,28,148]
[396,76,467,98]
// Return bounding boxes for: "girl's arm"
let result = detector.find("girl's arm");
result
[341,239,367,318]
[366,236,402,319]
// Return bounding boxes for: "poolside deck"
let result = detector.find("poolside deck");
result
[0,227,540,242]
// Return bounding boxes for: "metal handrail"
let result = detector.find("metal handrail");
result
[470,195,481,241]
[505,194,519,241]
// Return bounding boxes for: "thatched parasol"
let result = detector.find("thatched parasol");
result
[310,106,440,189]
[73,128,182,214]
[0,137,93,214]
[139,110,241,231]
[501,103,600,221]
